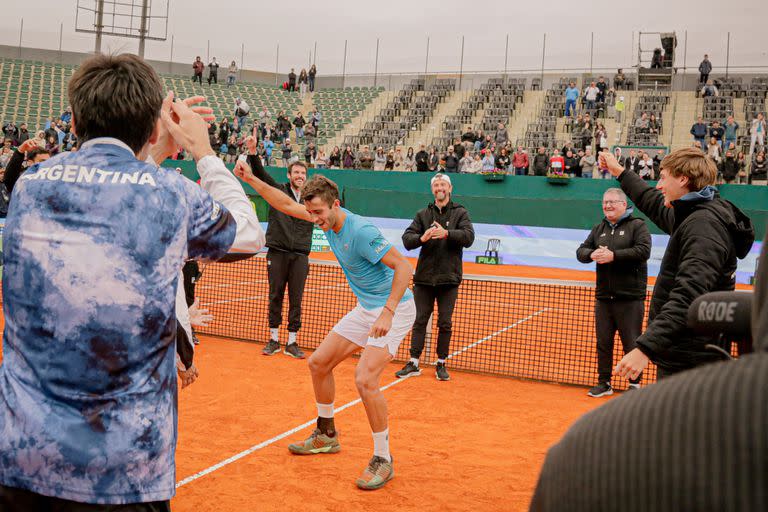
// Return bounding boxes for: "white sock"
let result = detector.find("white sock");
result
[372,428,391,462]
[288,332,297,345]
[410,357,420,367]
[437,359,446,365]
[270,328,279,342]
[316,402,334,418]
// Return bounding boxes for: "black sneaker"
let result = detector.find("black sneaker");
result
[436,362,450,381]
[262,340,280,355]
[587,382,613,398]
[627,383,641,391]
[284,342,305,359]
[191,331,201,346]
[395,361,421,379]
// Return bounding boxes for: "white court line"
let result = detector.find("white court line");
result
[175,308,548,489]
[198,279,268,290]
[175,377,407,489]
[436,307,549,364]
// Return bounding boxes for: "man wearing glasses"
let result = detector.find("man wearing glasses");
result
[577,188,651,397]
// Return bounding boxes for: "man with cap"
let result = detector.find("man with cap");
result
[397,173,475,381]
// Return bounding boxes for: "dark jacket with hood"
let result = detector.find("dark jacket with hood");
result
[247,154,313,254]
[617,169,754,373]
[577,208,651,301]
[402,200,475,286]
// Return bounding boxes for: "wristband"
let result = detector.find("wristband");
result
[383,305,395,316]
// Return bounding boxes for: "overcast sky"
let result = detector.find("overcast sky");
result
[1,1,766,76]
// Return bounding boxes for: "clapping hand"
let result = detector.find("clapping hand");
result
[245,136,258,155]
[591,245,615,264]
[430,222,448,240]
[158,92,216,161]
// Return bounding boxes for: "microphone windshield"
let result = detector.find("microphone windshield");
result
[687,291,753,338]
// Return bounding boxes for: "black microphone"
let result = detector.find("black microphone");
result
[688,291,753,357]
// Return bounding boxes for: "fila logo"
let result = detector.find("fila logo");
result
[619,230,625,235]
[600,233,606,237]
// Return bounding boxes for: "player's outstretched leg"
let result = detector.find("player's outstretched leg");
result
[288,331,359,455]
[354,346,395,490]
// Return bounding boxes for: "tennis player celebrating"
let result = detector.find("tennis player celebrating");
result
[234,160,415,490]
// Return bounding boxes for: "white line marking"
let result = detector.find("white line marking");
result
[175,377,407,489]
[175,308,547,488]
[201,284,348,307]
[437,308,549,363]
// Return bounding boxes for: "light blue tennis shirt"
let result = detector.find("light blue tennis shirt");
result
[325,208,413,310]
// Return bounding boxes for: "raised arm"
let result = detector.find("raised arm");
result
[245,136,279,188]
[234,159,312,222]
[599,151,675,234]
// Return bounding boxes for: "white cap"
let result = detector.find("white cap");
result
[431,173,451,186]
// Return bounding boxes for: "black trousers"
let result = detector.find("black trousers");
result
[193,73,202,85]
[267,249,309,333]
[700,72,709,84]
[595,298,644,384]
[207,73,217,84]
[181,260,200,308]
[0,484,170,511]
[409,283,460,361]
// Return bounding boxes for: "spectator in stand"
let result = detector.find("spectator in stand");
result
[342,145,355,169]
[288,68,296,92]
[358,145,374,170]
[60,106,72,124]
[404,147,416,171]
[564,149,580,177]
[624,149,641,174]
[453,138,465,159]
[310,109,322,131]
[494,122,508,145]
[468,153,483,173]
[281,138,294,165]
[415,143,429,172]
[473,129,486,151]
[373,146,387,171]
[752,151,768,185]
[634,112,650,134]
[298,68,308,98]
[207,57,219,85]
[444,146,460,173]
[653,149,665,175]
[709,121,725,148]
[595,76,608,104]
[461,126,476,144]
[315,149,328,169]
[723,116,739,149]
[308,64,317,92]
[584,82,599,111]
[749,112,766,156]
[549,149,565,174]
[594,123,608,153]
[293,112,306,139]
[648,114,660,135]
[481,150,495,172]
[699,54,712,84]
[580,119,593,150]
[235,98,250,129]
[719,148,739,183]
[614,69,626,90]
[495,147,510,173]
[16,123,29,145]
[576,187,650,397]
[263,136,275,164]
[224,61,237,86]
[532,147,549,176]
[565,81,579,117]
[579,147,596,179]
[690,116,709,150]
[328,146,341,169]
[304,142,317,167]
[192,56,204,84]
[613,96,625,126]
[258,106,272,137]
[2,121,19,143]
[458,150,473,173]
[638,151,655,180]
[394,148,403,170]
[428,147,439,172]
[701,80,718,98]
[736,151,748,183]
[512,146,529,176]
[227,135,238,163]
[44,134,59,156]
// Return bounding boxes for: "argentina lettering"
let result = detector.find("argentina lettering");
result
[21,165,157,186]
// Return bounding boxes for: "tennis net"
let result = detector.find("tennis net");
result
[195,256,660,389]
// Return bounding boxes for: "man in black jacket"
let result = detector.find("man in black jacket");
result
[396,173,475,381]
[623,149,641,174]
[246,136,314,358]
[415,143,430,172]
[599,148,754,379]
[577,188,651,397]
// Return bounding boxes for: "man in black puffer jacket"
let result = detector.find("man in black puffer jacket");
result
[396,173,475,381]
[577,188,651,397]
[246,137,314,359]
[600,148,755,379]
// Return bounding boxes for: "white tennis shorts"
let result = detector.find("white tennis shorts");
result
[332,299,416,356]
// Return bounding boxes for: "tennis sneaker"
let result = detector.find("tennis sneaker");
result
[284,342,305,359]
[356,455,394,490]
[288,429,340,455]
[395,361,421,379]
[262,340,280,356]
[587,382,613,398]
[436,362,450,381]
[627,383,641,391]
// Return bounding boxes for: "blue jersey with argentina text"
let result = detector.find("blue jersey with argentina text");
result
[0,139,236,504]
[326,209,412,310]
